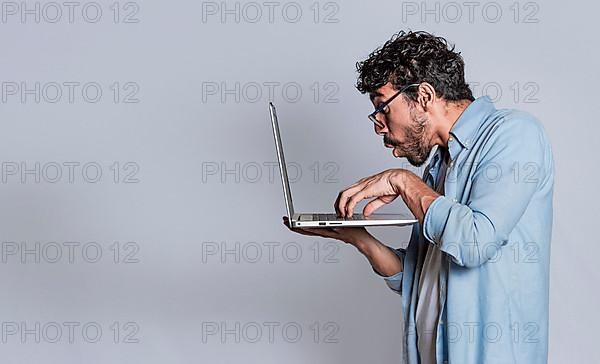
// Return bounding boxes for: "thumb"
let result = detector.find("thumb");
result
[363,195,398,216]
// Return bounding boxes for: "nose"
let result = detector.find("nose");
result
[374,120,388,136]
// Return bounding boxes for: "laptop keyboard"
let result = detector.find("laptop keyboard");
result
[313,213,364,221]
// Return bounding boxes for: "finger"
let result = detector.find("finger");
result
[334,184,360,216]
[363,195,397,216]
[335,176,374,216]
[345,186,371,218]
[282,216,293,228]
[282,220,297,231]
[337,182,369,217]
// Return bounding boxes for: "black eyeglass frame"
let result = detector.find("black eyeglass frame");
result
[368,83,421,127]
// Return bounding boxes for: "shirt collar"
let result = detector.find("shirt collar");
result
[427,96,496,169]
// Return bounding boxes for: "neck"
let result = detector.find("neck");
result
[436,99,472,148]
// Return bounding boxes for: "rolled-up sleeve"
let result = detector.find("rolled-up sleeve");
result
[372,246,406,294]
[422,116,548,268]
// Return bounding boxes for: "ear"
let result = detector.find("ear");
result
[416,82,436,111]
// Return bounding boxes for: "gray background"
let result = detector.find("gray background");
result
[0,0,596,363]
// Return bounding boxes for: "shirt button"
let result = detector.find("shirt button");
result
[448,136,454,142]
[449,160,454,168]
[452,198,457,202]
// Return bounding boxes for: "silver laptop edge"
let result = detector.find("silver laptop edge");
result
[269,102,417,228]
[269,102,295,221]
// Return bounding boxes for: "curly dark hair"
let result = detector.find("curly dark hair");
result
[356,30,474,103]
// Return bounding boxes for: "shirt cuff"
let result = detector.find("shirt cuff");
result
[423,195,454,245]
[382,270,403,292]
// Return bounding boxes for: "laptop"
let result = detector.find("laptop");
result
[269,102,418,228]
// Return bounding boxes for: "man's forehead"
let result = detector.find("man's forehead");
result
[369,84,394,101]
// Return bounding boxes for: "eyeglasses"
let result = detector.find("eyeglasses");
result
[368,83,420,128]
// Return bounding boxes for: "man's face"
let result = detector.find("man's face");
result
[370,83,433,167]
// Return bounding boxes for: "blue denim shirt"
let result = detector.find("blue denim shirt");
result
[376,96,554,364]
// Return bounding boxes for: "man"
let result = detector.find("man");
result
[283,30,554,364]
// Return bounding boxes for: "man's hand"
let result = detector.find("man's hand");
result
[334,168,409,218]
[282,216,373,246]
[281,216,404,277]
